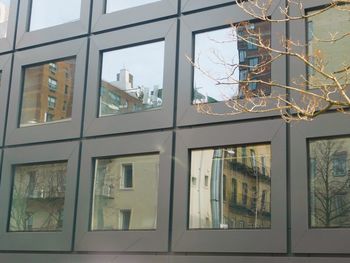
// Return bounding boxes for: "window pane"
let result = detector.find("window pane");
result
[309,137,350,228]
[99,41,164,116]
[193,22,271,104]
[29,0,81,31]
[9,162,67,232]
[189,144,271,229]
[91,154,159,230]
[20,58,76,127]
[0,0,10,38]
[106,0,160,13]
[307,6,350,88]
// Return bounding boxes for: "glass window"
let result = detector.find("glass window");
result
[309,137,350,228]
[29,0,81,31]
[307,6,350,87]
[19,58,76,127]
[99,41,164,116]
[189,144,271,229]
[193,21,271,104]
[105,0,160,13]
[0,0,10,38]
[91,154,159,231]
[9,162,67,232]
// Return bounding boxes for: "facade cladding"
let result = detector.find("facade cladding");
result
[0,0,349,262]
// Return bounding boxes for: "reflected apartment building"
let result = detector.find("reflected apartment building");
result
[190,144,271,229]
[0,2,9,39]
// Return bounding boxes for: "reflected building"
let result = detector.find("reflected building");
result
[0,1,9,38]
[91,154,159,230]
[190,145,271,229]
[20,59,75,126]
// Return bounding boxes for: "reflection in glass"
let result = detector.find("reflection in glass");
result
[29,0,81,31]
[91,154,159,230]
[20,58,76,127]
[9,162,67,232]
[189,144,271,229]
[99,41,164,116]
[0,0,10,38]
[106,0,160,13]
[193,22,271,104]
[309,137,350,228]
[307,7,350,88]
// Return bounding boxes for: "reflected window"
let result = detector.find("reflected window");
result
[9,162,67,232]
[19,58,76,127]
[29,0,81,31]
[91,154,159,231]
[105,0,160,13]
[0,0,10,38]
[99,41,164,116]
[189,144,271,229]
[309,137,350,228]
[307,6,350,88]
[192,22,271,104]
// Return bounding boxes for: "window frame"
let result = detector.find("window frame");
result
[5,39,87,146]
[177,4,286,127]
[291,112,350,253]
[0,54,12,147]
[83,19,176,137]
[0,141,80,251]
[91,0,178,33]
[0,0,18,53]
[75,131,172,252]
[172,119,287,252]
[15,0,90,48]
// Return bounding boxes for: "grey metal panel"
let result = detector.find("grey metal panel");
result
[0,141,80,251]
[182,0,234,13]
[172,119,287,252]
[91,0,178,33]
[0,54,12,147]
[83,19,177,137]
[0,0,18,53]
[177,3,286,127]
[5,38,87,146]
[291,112,350,253]
[15,0,90,48]
[75,131,173,252]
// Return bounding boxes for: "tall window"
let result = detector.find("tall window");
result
[47,96,56,109]
[121,163,133,188]
[119,209,132,230]
[48,78,57,91]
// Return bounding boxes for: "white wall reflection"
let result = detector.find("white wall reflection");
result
[0,0,10,38]
[106,0,160,13]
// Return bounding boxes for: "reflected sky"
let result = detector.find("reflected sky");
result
[0,0,10,39]
[194,27,239,102]
[102,41,164,89]
[30,0,81,31]
[0,0,10,6]
[106,0,160,13]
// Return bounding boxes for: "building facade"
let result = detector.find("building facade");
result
[0,0,349,262]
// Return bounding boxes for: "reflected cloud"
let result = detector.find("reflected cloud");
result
[106,0,160,13]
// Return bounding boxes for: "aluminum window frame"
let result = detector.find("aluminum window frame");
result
[172,119,287,252]
[5,39,87,146]
[75,131,173,252]
[91,0,178,33]
[291,112,350,253]
[0,141,80,251]
[0,54,12,147]
[177,3,286,127]
[0,0,18,53]
[15,0,90,48]
[83,19,176,137]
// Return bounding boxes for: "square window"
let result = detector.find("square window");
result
[91,154,159,231]
[29,0,81,31]
[9,162,67,232]
[99,41,164,116]
[189,144,271,230]
[105,0,161,13]
[308,137,350,228]
[49,63,57,73]
[19,58,76,127]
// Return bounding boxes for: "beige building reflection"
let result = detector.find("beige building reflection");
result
[0,1,9,39]
[190,145,271,229]
[92,154,159,230]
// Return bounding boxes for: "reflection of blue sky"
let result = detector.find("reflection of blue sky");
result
[30,0,81,31]
[194,27,239,101]
[106,0,160,13]
[0,0,11,6]
[102,41,164,89]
